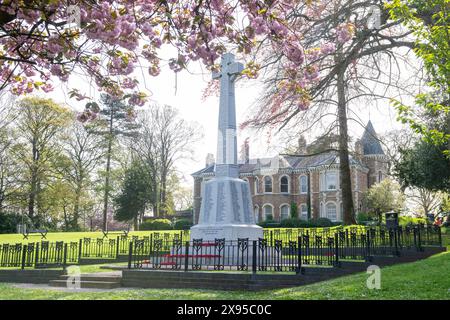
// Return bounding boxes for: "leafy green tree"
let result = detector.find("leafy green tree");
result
[366,178,406,221]
[114,161,151,230]
[13,97,72,227]
[290,202,298,219]
[388,0,450,146]
[395,139,450,192]
[82,94,140,231]
[54,121,104,230]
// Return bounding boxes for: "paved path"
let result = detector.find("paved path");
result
[12,283,131,292]
[12,271,125,292]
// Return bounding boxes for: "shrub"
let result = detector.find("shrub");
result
[310,217,335,227]
[280,218,313,228]
[356,212,371,224]
[399,216,427,226]
[0,212,21,233]
[290,203,298,219]
[140,218,172,230]
[173,219,193,230]
[258,219,280,228]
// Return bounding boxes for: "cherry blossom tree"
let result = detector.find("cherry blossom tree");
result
[0,0,305,106]
[240,1,417,224]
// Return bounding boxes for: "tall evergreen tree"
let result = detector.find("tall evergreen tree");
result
[114,161,151,230]
[81,94,140,231]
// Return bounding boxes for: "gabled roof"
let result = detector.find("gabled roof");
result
[192,151,366,177]
[361,121,385,155]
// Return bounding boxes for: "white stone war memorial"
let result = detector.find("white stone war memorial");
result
[190,53,263,241]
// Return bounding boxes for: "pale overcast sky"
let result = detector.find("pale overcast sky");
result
[39,50,413,188]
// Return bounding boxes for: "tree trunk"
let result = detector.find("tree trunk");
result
[63,206,69,231]
[73,183,82,230]
[133,216,138,231]
[337,68,356,225]
[102,106,116,231]
[28,168,37,225]
[102,135,112,231]
[160,171,167,216]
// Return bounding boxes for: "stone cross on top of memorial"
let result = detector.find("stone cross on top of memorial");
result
[190,53,263,241]
[212,52,242,178]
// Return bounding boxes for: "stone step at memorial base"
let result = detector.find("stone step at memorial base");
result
[48,272,122,289]
[49,279,121,289]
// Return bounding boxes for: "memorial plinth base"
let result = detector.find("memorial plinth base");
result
[190,224,263,241]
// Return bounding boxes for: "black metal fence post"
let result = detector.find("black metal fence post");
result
[127,241,133,269]
[438,226,442,247]
[270,231,273,247]
[149,233,153,256]
[21,244,26,270]
[116,236,120,258]
[394,228,399,256]
[417,226,423,251]
[34,242,39,267]
[184,241,190,272]
[334,233,339,267]
[63,243,68,271]
[78,238,82,262]
[252,240,257,274]
[297,236,302,274]
[366,229,372,262]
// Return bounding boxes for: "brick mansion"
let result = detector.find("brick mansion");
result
[192,121,388,224]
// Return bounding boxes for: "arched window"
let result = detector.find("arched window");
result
[280,204,290,220]
[300,204,308,219]
[264,176,273,193]
[254,177,260,194]
[378,171,383,183]
[326,202,337,221]
[263,204,273,220]
[300,175,308,194]
[280,176,289,193]
[254,206,259,223]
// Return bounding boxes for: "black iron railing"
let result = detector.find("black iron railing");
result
[128,224,443,272]
[0,224,442,270]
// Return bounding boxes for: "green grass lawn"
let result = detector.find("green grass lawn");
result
[0,225,368,245]
[0,230,184,245]
[0,249,448,300]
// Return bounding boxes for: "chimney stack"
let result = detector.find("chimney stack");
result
[297,135,307,154]
[205,153,215,167]
[240,138,250,164]
[355,139,364,160]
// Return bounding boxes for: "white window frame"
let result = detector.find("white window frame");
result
[300,204,308,219]
[263,176,273,193]
[254,177,259,194]
[279,204,290,221]
[326,171,338,191]
[279,175,290,193]
[254,205,259,223]
[325,202,338,221]
[263,204,274,220]
[299,175,308,194]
